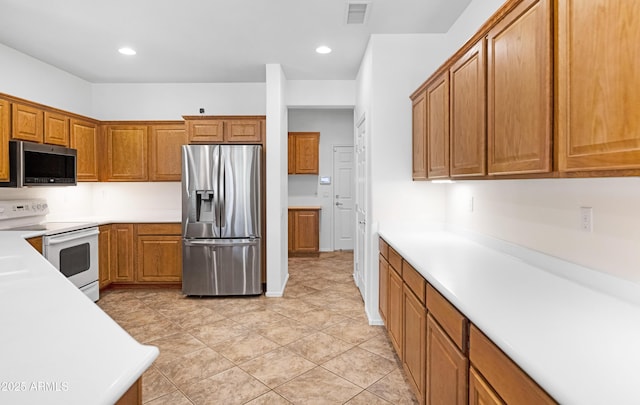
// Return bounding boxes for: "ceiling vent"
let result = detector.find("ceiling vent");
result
[346,1,370,25]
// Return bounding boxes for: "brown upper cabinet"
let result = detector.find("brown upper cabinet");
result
[486,0,552,175]
[0,99,9,182]
[184,116,264,144]
[12,102,44,143]
[70,119,100,181]
[426,72,450,179]
[149,124,187,181]
[450,39,486,177]
[102,125,149,181]
[225,119,263,143]
[186,118,223,143]
[557,0,640,172]
[288,132,319,175]
[44,111,70,146]
[412,91,427,180]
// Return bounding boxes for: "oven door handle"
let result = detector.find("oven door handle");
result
[46,229,99,245]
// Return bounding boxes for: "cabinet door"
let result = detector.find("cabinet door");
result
[149,124,187,181]
[288,210,294,253]
[426,72,450,179]
[469,366,505,405]
[293,133,320,174]
[450,40,486,177]
[44,111,69,146]
[70,119,99,181]
[379,255,389,324]
[426,315,468,405]
[292,210,319,254]
[403,284,427,404]
[287,134,295,174]
[388,267,404,356]
[487,0,552,175]
[112,224,135,282]
[12,103,43,143]
[0,99,9,182]
[136,235,182,282]
[25,237,43,254]
[557,0,640,172]
[225,119,262,143]
[186,119,224,143]
[104,126,148,181]
[412,91,427,180]
[469,325,556,405]
[98,225,112,289]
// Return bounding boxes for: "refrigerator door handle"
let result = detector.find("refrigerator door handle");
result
[184,239,259,246]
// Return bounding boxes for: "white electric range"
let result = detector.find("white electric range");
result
[0,199,100,301]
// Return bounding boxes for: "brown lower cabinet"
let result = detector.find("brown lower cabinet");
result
[403,283,427,403]
[25,236,43,254]
[100,223,182,289]
[469,366,504,405]
[115,377,142,405]
[426,314,468,405]
[136,224,182,282]
[98,225,113,289]
[378,237,557,405]
[288,208,320,257]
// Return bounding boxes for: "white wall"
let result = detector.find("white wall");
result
[288,109,354,251]
[356,34,450,323]
[0,43,93,116]
[265,64,289,297]
[92,83,266,120]
[446,178,640,283]
[286,81,355,108]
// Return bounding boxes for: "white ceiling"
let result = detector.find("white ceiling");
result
[0,0,471,83]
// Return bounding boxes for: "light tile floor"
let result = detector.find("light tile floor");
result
[98,252,418,405]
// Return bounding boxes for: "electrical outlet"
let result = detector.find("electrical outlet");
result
[580,207,593,232]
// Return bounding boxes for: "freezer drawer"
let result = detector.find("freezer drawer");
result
[182,238,261,296]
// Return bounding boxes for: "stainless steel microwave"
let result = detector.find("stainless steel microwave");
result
[0,140,77,187]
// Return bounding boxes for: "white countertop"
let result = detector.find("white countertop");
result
[378,224,640,405]
[0,231,158,405]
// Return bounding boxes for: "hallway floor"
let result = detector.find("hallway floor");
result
[98,252,418,404]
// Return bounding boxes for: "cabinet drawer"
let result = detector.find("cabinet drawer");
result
[427,284,468,352]
[136,223,181,235]
[469,325,556,405]
[388,247,402,276]
[379,238,389,260]
[402,260,425,304]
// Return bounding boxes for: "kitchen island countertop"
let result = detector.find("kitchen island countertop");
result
[0,231,158,405]
[378,223,640,405]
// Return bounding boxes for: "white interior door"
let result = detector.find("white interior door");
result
[333,145,354,251]
[354,117,367,298]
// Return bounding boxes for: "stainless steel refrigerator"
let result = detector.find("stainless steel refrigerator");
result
[182,144,261,296]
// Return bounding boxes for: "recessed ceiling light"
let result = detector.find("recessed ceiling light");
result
[118,47,136,56]
[315,46,332,54]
